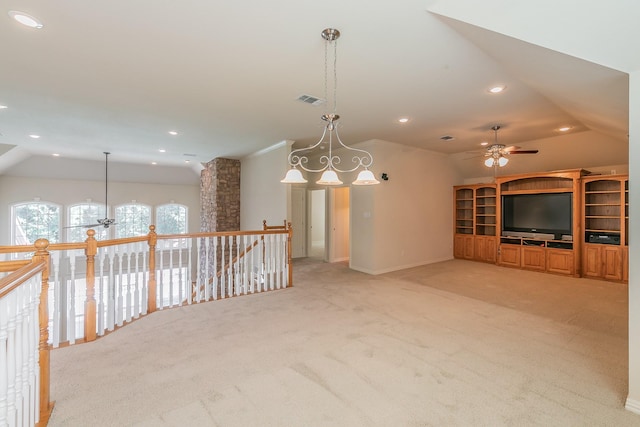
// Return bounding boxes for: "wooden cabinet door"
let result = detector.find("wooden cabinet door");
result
[454,235,466,259]
[582,244,602,278]
[522,246,545,271]
[602,246,623,281]
[546,250,574,275]
[498,245,520,267]
[484,237,497,263]
[474,236,497,263]
[463,235,474,259]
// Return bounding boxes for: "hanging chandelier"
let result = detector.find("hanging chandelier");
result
[281,28,379,186]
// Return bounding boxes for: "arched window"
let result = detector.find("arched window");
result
[156,203,188,234]
[115,203,151,238]
[67,202,109,242]
[11,201,61,245]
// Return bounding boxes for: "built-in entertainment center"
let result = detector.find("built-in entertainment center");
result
[453,169,629,281]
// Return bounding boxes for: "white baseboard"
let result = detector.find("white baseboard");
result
[625,397,640,415]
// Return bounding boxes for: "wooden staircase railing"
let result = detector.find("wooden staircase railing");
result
[0,222,293,425]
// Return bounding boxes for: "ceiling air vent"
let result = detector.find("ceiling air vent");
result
[296,94,326,106]
[440,135,455,141]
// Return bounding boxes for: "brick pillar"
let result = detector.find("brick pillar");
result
[200,158,241,232]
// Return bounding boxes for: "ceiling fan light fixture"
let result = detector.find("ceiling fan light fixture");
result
[484,157,495,168]
[498,156,509,167]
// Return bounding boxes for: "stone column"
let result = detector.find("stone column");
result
[200,158,241,232]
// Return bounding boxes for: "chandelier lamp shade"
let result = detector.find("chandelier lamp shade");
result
[281,28,379,186]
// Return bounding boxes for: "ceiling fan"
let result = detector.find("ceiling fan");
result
[67,152,116,229]
[484,125,538,168]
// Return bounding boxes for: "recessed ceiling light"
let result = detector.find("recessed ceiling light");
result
[184,160,190,164]
[151,162,157,165]
[159,149,166,153]
[480,141,489,146]
[8,11,43,29]
[398,118,409,123]
[558,126,572,132]
[52,153,60,157]
[488,85,506,94]
[0,105,8,109]
[29,134,40,139]
[168,131,178,136]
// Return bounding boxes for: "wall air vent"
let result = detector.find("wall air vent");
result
[440,135,455,141]
[296,94,326,106]
[183,153,197,157]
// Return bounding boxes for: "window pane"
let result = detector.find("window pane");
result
[67,203,109,241]
[156,204,188,234]
[12,202,61,244]
[115,204,151,238]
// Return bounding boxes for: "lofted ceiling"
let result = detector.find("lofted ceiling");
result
[0,0,634,181]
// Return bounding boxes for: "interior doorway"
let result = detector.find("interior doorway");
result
[328,187,350,263]
[308,189,326,259]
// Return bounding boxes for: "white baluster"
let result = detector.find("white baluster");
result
[14,286,24,426]
[125,244,133,323]
[168,239,175,307]
[68,251,77,344]
[107,247,115,331]
[28,278,40,426]
[178,238,184,306]
[97,248,106,336]
[140,242,148,315]
[157,242,164,310]
[50,251,61,348]
[132,244,139,319]
[6,291,16,426]
[203,237,210,301]
[228,236,234,297]
[195,238,202,303]
[220,237,226,299]
[186,238,193,305]
[0,293,8,426]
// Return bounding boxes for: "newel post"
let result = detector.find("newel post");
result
[148,225,157,313]
[84,229,98,342]
[287,222,293,287]
[32,238,54,423]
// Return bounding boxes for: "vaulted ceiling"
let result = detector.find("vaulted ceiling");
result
[0,1,635,181]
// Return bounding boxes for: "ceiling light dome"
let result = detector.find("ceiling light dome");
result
[8,11,43,29]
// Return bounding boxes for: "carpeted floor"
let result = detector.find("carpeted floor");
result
[48,258,638,426]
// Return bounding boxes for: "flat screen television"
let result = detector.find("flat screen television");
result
[502,192,572,237]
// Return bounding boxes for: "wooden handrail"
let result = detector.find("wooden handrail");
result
[0,259,46,297]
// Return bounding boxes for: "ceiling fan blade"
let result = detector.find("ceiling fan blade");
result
[503,145,520,152]
[510,151,539,154]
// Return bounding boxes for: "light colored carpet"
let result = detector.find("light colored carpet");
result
[48,258,638,426]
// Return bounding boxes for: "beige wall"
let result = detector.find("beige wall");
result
[627,70,640,413]
[240,141,291,231]
[0,175,200,245]
[350,140,462,274]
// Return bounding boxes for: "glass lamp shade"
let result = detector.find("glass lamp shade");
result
[280,168,308,183]
[484,157,495,168]
[352,169,380,185]
[498,156,509,167]
[316,170,343,185]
